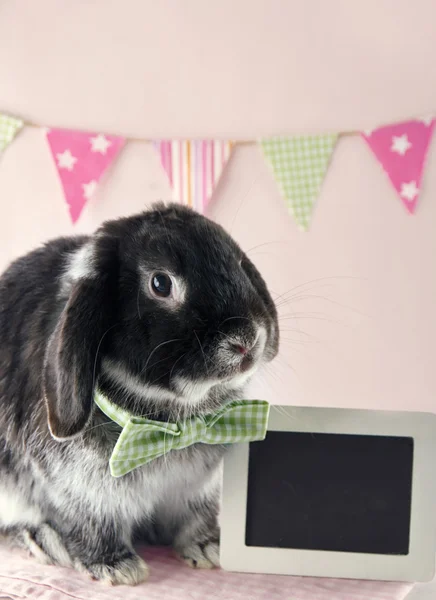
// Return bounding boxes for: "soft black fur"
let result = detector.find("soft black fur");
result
[0,203,278,584]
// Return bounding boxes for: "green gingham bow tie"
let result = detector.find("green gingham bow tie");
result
[95,391,270,477]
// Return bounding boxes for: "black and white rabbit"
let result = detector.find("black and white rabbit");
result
[0,203,279,585]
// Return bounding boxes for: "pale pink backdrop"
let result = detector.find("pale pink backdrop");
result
[1,0,436,415]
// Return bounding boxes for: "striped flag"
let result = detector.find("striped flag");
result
[154,140,233,213]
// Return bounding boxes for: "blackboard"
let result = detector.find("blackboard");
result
[245,431,413,555]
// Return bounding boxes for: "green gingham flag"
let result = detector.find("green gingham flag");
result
[0,113,23,152]
[95,391,270,477]
[260,134,338,230]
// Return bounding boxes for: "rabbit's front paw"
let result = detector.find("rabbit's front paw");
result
[84,552,149,586]
[22,524,73,567]
[177,539,220,569]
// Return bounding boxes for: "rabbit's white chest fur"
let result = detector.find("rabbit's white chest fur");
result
[40,440,222,532]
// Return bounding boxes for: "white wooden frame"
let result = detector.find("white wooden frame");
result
[220,406,436,582]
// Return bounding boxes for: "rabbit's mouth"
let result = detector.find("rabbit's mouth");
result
[240,353,254,372]
[170,326,267,406]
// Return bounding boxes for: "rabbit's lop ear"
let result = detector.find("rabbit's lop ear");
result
[43,240,117,440]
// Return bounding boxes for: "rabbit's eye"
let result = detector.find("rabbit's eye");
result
[151,272,172,298]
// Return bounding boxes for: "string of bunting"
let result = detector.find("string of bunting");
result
[0,113,434,229]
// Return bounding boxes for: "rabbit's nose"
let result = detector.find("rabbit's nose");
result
[227,328,260,357]
[231,343,249,356]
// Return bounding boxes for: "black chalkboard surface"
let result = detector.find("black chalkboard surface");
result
[245,431,414,555]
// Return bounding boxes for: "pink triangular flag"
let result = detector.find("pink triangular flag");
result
[46,128,125,223]
[362,118,435,214]
[154,140,233,213]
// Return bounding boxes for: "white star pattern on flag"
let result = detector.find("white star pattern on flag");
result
[56,149,77,171]
[82,180,97,200]
[400,181,419,202]
[90,134,112,154]
[418,115,434,127]
[391,134,412,156]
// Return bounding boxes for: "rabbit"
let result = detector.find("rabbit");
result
[0,203,279,585]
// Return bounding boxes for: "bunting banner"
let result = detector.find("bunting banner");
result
[1,111,436,228]
[362,118,435,214]
[0,113,24,153]
[260,134,338,230]
[155,140,233,213]
[46,128,125,223]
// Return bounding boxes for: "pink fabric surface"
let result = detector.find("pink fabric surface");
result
[0,545,413,600]
[362,119,435,214]
[46,128,125,223]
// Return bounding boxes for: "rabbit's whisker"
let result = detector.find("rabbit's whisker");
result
[141,338,183,377]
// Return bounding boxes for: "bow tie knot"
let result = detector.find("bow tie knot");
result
[95,391,270,477]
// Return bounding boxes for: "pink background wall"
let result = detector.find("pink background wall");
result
[1,0,435,413]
